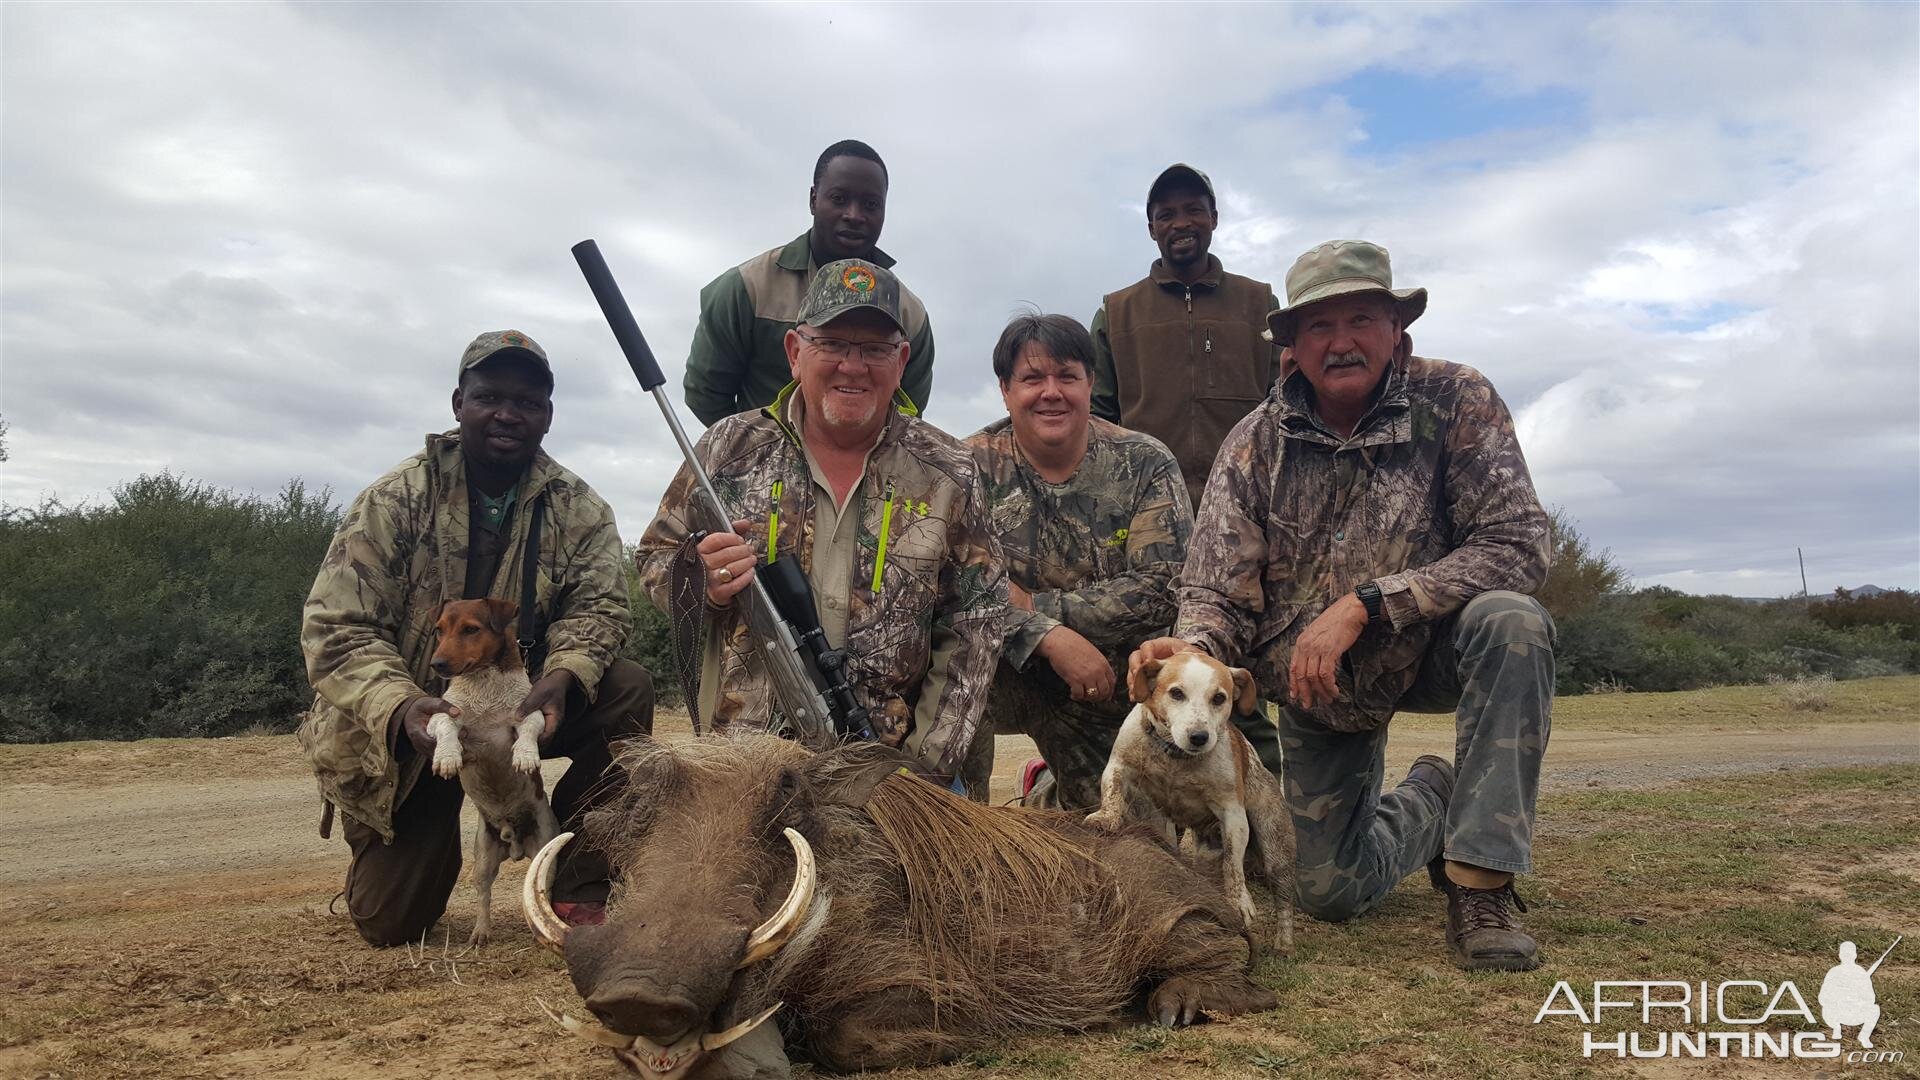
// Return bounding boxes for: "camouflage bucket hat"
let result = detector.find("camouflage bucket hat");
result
[797,259,906,333]
[1266,241,1427,345]
[459,329,552,384]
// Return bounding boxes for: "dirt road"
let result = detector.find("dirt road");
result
[2,678,1914,1078]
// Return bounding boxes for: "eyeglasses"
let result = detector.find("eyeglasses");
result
[794,328,902,366]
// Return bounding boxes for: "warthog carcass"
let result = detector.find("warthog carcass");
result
[525,733,1277,1078]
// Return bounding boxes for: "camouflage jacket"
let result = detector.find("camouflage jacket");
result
[964,418,1192,698]
[635,384,1005,774]
[297,434,631,840]
[1175,354,1549,731]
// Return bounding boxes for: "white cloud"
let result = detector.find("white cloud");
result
[1,1,1914,599]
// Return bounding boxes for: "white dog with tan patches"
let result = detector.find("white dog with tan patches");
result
[1087,651,1294,950]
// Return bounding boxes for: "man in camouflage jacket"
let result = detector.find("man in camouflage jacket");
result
[299,331,651,946]
[1135,241,1555,972]
[961,313,1191,809]
[638,260,1003,782]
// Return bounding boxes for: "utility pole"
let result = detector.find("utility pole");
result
[1798,547,1810,606]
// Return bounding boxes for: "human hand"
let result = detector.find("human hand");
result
[517,669,576,742]
[1287,594,1370,710]
[698,518,759,607]
[1127,637,1199,700]
[394,695,459,756]
[1040,626,1115,702]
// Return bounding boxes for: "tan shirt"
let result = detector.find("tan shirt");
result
[698,393,959,754]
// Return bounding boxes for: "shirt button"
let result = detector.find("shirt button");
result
[1334,531,1345,541]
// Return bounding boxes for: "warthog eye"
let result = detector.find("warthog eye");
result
[1168,687,1184,701]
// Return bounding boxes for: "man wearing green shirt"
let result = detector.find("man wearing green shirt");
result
[683,139,935,425]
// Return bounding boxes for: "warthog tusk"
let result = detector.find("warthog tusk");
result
[738,827,816,968]
[536,996,636,1049]
[523,831,574,956]
[699,1002,782,1051]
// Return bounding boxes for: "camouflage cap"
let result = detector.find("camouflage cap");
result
[1265,240,1427,346]
[458,329,553,385]
[1148,163,1215,210]
[796,259,906,333]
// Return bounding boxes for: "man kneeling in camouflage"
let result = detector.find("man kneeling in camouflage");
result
[1133,241,1555,971]
[961,313,1192,809]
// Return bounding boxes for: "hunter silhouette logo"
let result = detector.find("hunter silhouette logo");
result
[1534,935,1903,1064]
[1820,937,1898,1048]
[841,265,877,293]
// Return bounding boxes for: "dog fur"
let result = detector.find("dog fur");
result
[1086,651,1294,951]
[425,598,561,945]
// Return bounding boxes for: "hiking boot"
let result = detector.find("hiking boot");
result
[1404,753,1455,808]
[1019,758,1059,809]
[1437,878,1540,971]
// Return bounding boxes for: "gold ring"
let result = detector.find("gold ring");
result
[716,567,733,584]
[1085,686,1097,696]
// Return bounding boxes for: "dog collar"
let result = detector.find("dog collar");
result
[1140,708,1187,758]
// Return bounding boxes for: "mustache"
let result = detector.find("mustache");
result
[1324,350,1369,368]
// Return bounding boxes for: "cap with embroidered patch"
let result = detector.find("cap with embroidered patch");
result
[796,259,905,332]
[458,329,553,385]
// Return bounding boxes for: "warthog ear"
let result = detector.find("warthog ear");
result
[805,741,917,809]
[1128,658,1163,704]
[1230,666,1259,716]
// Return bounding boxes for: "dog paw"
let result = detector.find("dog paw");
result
[1084,810,1121,831]
[468,924,491,947]
[511,743,540,775]
[432,751,463,779]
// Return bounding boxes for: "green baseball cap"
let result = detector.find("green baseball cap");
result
[458,329,552,385]
[1265,240,1427,346]
[797,259,906,333]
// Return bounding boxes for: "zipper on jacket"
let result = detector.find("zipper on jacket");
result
[871,481,896,593]
[766,480,782,563]
[1184,287,1192,313]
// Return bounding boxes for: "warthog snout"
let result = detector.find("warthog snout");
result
[585,983,702,1042]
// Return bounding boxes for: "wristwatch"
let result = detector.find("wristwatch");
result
[1354,581,1385,622]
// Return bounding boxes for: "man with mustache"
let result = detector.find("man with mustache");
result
[1132,242,1556,972]
[639,262,1003,786]
[960,313,1191,809]
[683,139,937,426]
[300,331,653,946]
[1091,163,1286,775]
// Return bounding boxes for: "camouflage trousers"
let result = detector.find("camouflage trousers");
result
[1282,591,1554,922]
[963,662,1130,811]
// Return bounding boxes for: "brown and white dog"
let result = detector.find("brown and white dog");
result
[1086,651,1294,950]
[426,598,561,945]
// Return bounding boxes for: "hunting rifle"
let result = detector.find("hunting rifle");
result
[571,239,873,749]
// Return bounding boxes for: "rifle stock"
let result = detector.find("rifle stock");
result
[571,238,849,749]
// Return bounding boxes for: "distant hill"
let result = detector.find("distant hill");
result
[1849,584,1891,598]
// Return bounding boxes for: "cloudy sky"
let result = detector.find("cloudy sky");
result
[3,2,1915,596]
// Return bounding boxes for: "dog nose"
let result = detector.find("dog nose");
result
[1188,730,1211,749]
[430,658,453,678]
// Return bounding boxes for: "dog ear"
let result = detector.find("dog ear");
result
[484,598,520,635]
[1230,666,1259,716]
[427,600,449,629]
[1128,658,1162,704]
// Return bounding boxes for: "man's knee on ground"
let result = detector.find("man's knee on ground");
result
[353,907,442,948]
[1293,887,1372,924]
[1458,592,1555,652]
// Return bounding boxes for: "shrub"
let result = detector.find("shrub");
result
[0,475,341,742]
[1536,508,1628,619]
[1771,674,1835,712]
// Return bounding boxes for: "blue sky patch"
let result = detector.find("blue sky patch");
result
[1643,300,1760,333]
[1328,69,1587,157]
